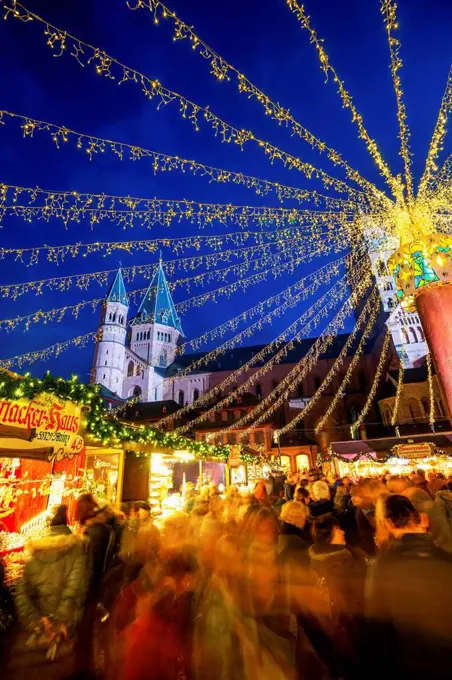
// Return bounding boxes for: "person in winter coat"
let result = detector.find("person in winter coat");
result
[346,484,376,555]
[50,504,71,534]
[308,514,367,680]
[365,494,452,680]
[309,480,334,518]
[14,525,87,633]
[0,559,14,668]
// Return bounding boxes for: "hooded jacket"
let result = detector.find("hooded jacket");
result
[15,526,88,630]
[309,544,367,617]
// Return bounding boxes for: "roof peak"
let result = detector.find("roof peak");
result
[107,268,128,306]
[132,261,184,335]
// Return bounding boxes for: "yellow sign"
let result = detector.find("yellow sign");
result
[0,392,84,462]
[393,442,434,459]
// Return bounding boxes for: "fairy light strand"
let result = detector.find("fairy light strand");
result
[426,351,435,427]
[3,3,374,201]
[0,110,369,209]
[126,0,389,204]
[275,287,380,439]
[206,271,374,441]
[169,256,369,433]
[391,361,404,426]
[285,0,402,200]
[419,66,452,197]
[351,330,391,435]
[380,0,414,202]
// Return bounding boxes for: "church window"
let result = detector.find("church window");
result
[402,328,410,344]
[154,388,158,401]
[103,374,106,379]
[108,313,112,321]
[159,350,167,367]
[193,388,200,402]
[147,330,151,340]
[168,334,172,343]
[387,298,394,309]
[135,364,141,376]
[133,386,142,398]
[417,326,425,341]
[127,361,134,377]
[178,390,185,407]
[409,327,418,343]
[112,313,116,322]
[105,360,107,366]
[106,350,108,355]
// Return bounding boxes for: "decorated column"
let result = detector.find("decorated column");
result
[389,234,452,419]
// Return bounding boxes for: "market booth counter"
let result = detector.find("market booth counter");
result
[324,432,452,477]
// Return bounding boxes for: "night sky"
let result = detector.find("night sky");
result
[0,0,450,382]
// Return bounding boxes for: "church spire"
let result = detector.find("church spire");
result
[107,267,128,306]
[133,261,184,335]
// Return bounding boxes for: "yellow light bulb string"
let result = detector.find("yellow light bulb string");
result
[426,351,435,428]
[4,3,373,202]
[285,0,402,200]
[208,270,373,441]
[351,329,391,436]
[127,0,389,205]
[0,110,369,209]
[171,256,369,434]
[380,0,414,203]
[391,360,404,426]
[275,287,380,439]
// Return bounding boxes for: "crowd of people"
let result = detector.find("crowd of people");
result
[2,466,452,679]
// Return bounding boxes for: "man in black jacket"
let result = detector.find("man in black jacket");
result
[365,494,452,680]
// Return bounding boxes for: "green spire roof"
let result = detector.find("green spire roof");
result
[107,268,128,306]
[133,262,184,335]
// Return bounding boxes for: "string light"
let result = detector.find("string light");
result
[0,110,367,209]
[391,361,404,426]
[380,0,414,202]
[170,258,370,434]
[208,271,374,441]
[177,253,352,355]
[351,330,391,436]
[285,0,402,200]
[0,368,230,460]
[3,3,376,201]
[418,67,452,197]
[275,287,380,439]
[426,351,435,428]
[0,331,99,369]
[126,0,390,204]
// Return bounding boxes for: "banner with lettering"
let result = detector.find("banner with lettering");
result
[0,392,84,462]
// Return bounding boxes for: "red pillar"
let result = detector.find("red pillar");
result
[415,285,452,420]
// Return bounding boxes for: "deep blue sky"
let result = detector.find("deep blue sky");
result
[0,0,450,382]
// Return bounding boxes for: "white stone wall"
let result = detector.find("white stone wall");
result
[92,301,128,395]
[163,372,210,405]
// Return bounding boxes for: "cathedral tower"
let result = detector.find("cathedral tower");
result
[91,268,128,393]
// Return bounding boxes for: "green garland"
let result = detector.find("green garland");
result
[0,369,236,462]
[319,443,452,466]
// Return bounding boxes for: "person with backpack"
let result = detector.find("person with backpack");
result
[365,494,452,680]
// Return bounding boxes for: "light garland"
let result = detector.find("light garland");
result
[0,370,231,461]
[380,0,414,202]
[0,331,99,369]
[0,238,302,301]
[177,252,352,355]
[275,287,380,439]
[426,351,435,428]
[126,0,390,205]
[419,66,452,197]
[0,111,368,210]
[158,274,355,430]
[351,330,391,436]
[213,272,374,441]
[391,361,404,426]
[172,259,370,435]
[4,3,374,202]
[285,0,402,200]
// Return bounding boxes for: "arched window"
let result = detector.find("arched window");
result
[112,313,116,323]
[147,330,151,340]
[402,328,410,344]
[256,383,262,399]
[104,360,108,366]
[178,390,185,407]
[157,332,160,341]
[193,388,200,401]
[417,326,425,341]
[387,298,394,309]
[168,333,172,343]
[108,312,112,321]
[410,327,418,343]
[133,386,142,398]
[127,361,134,377]
[159,350,167,367]
[135,364,141,376]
